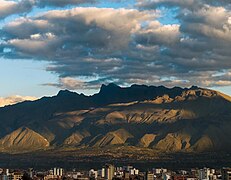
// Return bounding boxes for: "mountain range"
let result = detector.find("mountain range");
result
[0,83,231,156]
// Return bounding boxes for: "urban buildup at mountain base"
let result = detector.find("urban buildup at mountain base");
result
[0,165,231,180]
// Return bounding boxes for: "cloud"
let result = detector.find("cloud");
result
[134,0,231,87]
[0,0,96,19]
[36,0,96,7]
[179,6,231,41]
[37,0,128,8]
[1,6,156,81]
[137,0,231,9]
[2,8,152,58]
[0,0,35,19]
[0,95,37,107]
[135,21,180,45]
[44,77,102,90]
[0,0,130,19]
[1,5,231,90]
[137,0,196,9]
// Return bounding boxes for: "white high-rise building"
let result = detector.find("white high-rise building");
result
[100,168,105,178]
[130,168,139,175]
[53,168,57,176]
[58,168,64,176]
[6,169,9,176]
[105,164,114,180]
[199,168,210,180]
[89,169,98,179]
[53,168,64,176]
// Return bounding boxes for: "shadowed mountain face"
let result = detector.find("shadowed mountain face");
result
[0,84,231,154]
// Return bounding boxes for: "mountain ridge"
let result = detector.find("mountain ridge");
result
[0,84,230,155]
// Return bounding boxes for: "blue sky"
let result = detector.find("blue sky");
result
[0,58,58,97]
[0,0,137,97]
[0,0,231,98]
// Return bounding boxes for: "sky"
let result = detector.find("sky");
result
[0,0,231,105]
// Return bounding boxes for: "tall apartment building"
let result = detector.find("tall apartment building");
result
[105,164,115,180]
[146,172,154,180]
[222,168,231,180]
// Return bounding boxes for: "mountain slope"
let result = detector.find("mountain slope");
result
[0,127,49,152]
[0,84,231,154]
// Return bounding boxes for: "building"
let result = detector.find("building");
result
[146,172,154,180]
[28,168,34,179]
[0,175,8,180]
[123,166,133,172]
[173,175,187,180]
[8,172,23,180]
[163,173,171,180]
[153,168,168,175]
[130,168,139,175]
[58,168,64,176]
[105,164,114,180]
[89,169,98,179]
[124,172,130,180]
[222,168,231,180]
[199,168,211,180]
[53,168,64,177]
[97,168,105,179]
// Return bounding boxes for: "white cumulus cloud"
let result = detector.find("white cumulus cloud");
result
[0,95,38,107]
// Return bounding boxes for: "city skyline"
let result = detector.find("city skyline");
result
[0,165,231,180]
